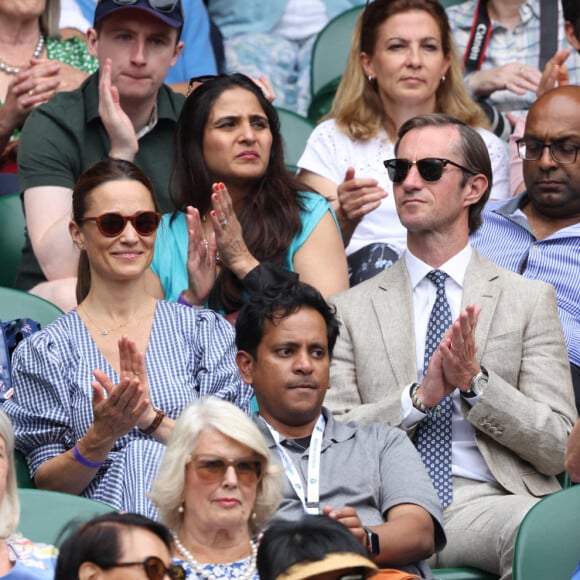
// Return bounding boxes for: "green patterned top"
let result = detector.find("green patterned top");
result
[4,36,98,142]
[45,36,98,74]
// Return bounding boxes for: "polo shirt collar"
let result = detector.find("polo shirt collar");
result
[254,407,356,451]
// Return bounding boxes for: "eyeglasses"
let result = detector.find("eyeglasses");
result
[79,211,161,237]
[190,455,264,484]
[383,157,477,183]
[516,138,580,165]
[108,556,185,580]
[109,0,181,14]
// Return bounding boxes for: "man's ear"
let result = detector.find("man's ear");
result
[463,173,489,207]
[171,40,185,67]
[86,27,99,58]
[235,350,255,385]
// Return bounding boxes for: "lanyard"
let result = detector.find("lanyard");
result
[263,414,326,515]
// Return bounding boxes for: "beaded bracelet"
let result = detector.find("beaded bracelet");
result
[72,443,105,469]
[139,407,165,436]
[410,383,441,417]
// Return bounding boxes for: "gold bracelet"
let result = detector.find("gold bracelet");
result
[140,407,165,436]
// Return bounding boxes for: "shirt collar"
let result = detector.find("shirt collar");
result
[404,244,472,290]
[135,103,158,140]
[254,408,356,448]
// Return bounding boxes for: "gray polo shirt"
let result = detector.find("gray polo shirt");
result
[254,408,446,578]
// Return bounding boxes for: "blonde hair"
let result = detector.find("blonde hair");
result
[329,0,489,141]
[150,398,283,534]
[0,410,19,539]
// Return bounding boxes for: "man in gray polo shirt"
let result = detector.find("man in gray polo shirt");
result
[234,268,445,578]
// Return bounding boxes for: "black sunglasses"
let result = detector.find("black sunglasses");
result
[110,0,181,13]
[79,211,161,237]
[383,157,478,183]
[186,74,220,96]
[108,556,185,580]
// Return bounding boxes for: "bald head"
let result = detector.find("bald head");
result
[527,85,580,124]
[522,85,580,221]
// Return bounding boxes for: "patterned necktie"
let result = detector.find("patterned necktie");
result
[415,269,453,508]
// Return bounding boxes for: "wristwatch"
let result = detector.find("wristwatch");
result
[462,366,489,398]
[363,527,380,555]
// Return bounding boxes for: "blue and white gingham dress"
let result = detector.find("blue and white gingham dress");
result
[3,301,253,519]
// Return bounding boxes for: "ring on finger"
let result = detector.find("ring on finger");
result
[132,370,140,376]
[450,343,464,351]
[28,89,34,96]
[220,218,229,228]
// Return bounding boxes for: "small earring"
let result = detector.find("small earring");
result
[76,243,85,251]
[441,75,446,82]
[368,75,374,82]
[251,512,257,520]
[177,503,184,514]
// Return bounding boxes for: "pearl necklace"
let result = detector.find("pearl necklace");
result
[171,530,258,580]
[0,36,45,75]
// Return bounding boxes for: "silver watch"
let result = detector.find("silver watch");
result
[463,367,488,398]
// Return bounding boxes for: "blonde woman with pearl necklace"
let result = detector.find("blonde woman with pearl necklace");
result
[151,398,283,580]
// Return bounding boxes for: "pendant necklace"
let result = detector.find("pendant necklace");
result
[0,36,45,75]
[171,530,257,580]
[77,304,132,336]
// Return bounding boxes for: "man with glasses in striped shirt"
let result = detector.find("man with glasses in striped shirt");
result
[471,85,580,414]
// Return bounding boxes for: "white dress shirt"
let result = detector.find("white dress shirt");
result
[401,245,496,483]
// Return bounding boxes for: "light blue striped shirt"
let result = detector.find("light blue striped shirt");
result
[471,193,580,367]
[3,301,253,518]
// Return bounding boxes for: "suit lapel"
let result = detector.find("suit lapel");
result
[462,251,502,355]
[371,261,418,385]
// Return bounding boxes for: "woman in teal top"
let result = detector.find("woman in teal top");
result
[149,74,348,317]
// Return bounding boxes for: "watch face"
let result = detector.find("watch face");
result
[366,529,380,555]
[471,371,488,395]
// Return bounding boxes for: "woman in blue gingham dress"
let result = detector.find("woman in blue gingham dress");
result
[2,159,253,519]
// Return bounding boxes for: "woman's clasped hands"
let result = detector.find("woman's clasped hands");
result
[91,337,155,441]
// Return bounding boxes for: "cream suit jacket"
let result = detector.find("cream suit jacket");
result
[328,251,577,498]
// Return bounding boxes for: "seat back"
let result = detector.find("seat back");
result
[0,193,26,288]
[14,449,35,488]
[276,107,315,172]
[17,489,115,545]
[310,6,363,103]
[513,485,580,579]
[433,569,498,579]
[0,286,64,328]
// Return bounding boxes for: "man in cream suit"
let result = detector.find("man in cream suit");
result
[327,114,577,580]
